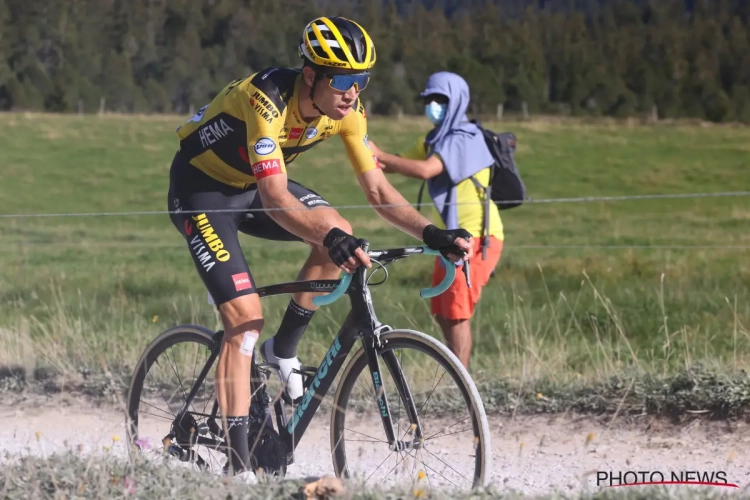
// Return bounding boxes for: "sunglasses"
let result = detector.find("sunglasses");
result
[318,70,371,92]
[422,94,449,106]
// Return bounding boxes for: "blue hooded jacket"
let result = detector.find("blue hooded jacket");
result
[421,72,494,231]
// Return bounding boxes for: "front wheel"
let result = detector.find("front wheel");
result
[330,329,491,491]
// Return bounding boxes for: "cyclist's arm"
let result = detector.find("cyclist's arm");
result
[256,174,338,245]
[241,95,336,246]
[339,105,434,239]
[356,167,433,239]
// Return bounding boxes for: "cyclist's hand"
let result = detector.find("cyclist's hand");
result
[323,227,372,273]
[422,224,473,263]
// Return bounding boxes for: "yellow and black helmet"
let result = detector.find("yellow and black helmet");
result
[299,16,376,71]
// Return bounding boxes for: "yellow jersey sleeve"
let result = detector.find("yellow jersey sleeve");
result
[237,81,287,180]
[338,101,380,176]
[398,135,429,160]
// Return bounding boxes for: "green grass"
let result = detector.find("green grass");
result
[0,452,740,499]
[0,112,749,408]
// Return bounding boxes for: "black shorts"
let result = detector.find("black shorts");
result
[167,151,331,305]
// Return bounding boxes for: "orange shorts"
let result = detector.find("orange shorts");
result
[430,236,503,320]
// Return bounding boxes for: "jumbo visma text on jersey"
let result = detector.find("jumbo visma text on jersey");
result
[187,214,231,273]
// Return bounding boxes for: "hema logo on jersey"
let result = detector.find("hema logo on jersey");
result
[251,159,282,179]
[254,137,276,155]
[232,272,253,292]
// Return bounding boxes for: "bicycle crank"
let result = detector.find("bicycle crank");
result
[247,423,287,477]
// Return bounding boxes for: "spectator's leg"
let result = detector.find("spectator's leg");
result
[436,315,472,368]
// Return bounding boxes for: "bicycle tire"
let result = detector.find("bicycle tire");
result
[125,324,219,463]
[330,329,491,490]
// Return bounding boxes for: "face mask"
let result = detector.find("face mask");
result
[425,101,447,125]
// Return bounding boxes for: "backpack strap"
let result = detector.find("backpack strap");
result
[416,180,427,212]
[469,174,491,261]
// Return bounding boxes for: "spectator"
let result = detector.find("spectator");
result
[367,71,503,369]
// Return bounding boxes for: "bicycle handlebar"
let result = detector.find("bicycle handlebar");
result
[311,245,457,307]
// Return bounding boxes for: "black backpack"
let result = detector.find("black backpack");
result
[416,120,528,259]
[469,119,528,211]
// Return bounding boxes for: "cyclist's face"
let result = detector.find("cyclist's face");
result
[304,67,361,120]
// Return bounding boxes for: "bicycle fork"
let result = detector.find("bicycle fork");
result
[363,337,425,453]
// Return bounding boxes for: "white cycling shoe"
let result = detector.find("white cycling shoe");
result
[260,337,304,403]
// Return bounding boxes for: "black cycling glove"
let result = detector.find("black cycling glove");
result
[422,224,472,259]
[323,227,367,267]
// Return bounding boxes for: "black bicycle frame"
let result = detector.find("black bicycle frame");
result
[172,247,428,462]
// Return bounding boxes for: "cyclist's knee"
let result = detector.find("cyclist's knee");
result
[219,295,264,334]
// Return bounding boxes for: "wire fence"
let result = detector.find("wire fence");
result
[1,190,749,219]
[1,190,747,252]
[3,240,748,251]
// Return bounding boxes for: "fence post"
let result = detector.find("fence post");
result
[496,103,504,121]
[78,100,84,116]
[189,104,195,116]
[99,97,105,115]
[522,101,529,120]
[366,100,372,115]
[651,104,659,122]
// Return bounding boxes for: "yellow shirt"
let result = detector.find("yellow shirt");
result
[176,68,378,189]
[400,136,504,240]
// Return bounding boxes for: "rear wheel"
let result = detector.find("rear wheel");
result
[330,329,491,491]
[125,325,227,472]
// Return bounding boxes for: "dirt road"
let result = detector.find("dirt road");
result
[2,396,748,496]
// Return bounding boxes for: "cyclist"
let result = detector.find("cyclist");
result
[167,16,472,474]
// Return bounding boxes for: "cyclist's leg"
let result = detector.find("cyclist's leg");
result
[168,153,262,473]
[238,177,351,312]
[238,180,349,397]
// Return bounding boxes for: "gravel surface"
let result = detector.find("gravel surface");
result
[2,396,749,496]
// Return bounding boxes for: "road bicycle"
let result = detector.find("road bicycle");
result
[126,242,491,491]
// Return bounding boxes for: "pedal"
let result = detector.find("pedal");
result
[295,366,319,391]
[166,442,190,462]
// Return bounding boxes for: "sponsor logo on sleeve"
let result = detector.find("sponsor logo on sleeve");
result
[253,137,276,156]
[251,159,282,179]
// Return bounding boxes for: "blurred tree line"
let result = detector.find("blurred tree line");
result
[0,0,748,122]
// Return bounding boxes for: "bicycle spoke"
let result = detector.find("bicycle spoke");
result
[418,449,434,489]
[416,369,447,422]
[365,450,398,483]
[147,360,176,416]
[164,346,191,413]
[139,399,174,418]
[137,410,174,421]
[422,446,470,484]
[424,426,473,442]
[344,427,387,443]
[423,415,471,441]
[355,377,376,402]
[380,448,412,482]
[419,451,460,489]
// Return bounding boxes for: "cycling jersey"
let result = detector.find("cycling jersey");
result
[175,67,379,189]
